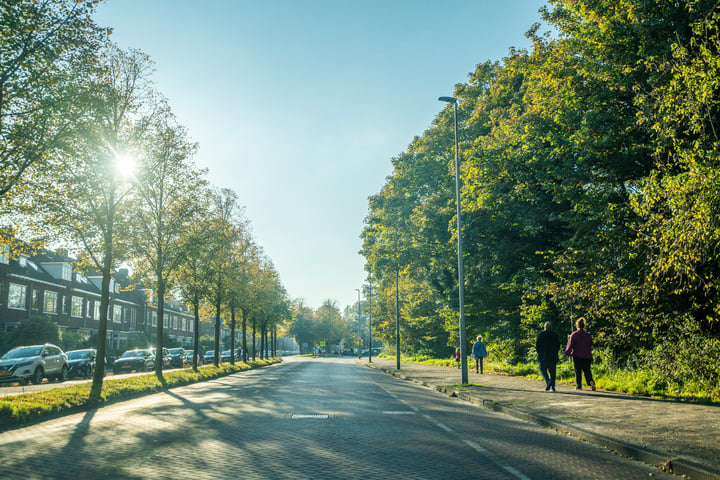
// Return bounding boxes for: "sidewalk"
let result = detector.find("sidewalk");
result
[359,357,720,480]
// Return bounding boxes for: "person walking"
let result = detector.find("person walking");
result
[454,347,461,369]
[565,317,595,390]
[536,321,561,392]
[471,335,487,374]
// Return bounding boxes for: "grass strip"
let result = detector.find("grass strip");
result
[0,358,281,430]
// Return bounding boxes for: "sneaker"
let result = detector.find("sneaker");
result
[551,386,555,392]
[575,385,582,390]
[591,381,596,391]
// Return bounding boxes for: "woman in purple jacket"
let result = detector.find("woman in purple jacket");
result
[565,317,596,391]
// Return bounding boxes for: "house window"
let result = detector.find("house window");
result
[173,316,178,329]
[32,289,40,310]
[113,305,122,323]
[189,321,193,332]
[128,309,136,330]
[93,301,101,320]
[8,283,27,309]
[44,291,58,313]
[151,311,157,327]
[71,296,83,317]
[182,318,186,331]
[61,264,72,281]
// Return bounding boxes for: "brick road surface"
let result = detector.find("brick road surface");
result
[360,357,720,480]
[0,357,689,479]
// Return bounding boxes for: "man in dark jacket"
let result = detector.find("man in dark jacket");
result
[536,321,561,392]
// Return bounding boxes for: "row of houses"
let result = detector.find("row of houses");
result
[0,245,230,351]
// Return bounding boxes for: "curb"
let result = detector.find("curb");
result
[366,363,720,480]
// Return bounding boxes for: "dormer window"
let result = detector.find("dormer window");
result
[61,264,72,281]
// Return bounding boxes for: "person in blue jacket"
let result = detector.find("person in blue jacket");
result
[471,335,487,374]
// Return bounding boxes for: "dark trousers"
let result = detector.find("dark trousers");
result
[539,361,557,388]
[474,356,483,374]
[572,357,594,387]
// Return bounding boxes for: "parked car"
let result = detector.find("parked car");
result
[112,349,154,375]
[203,350,215,364]
[66,349,96,379]
[167,348,188,368]
[0,344,69,385]
[149,347,172,368]
[220,350,232,363]
[185,350,200,366]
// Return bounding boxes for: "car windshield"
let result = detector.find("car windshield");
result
[121,351,143,358]
[205,351,214,355]
[67,351,90,360]
[2,346,43,359]
[169,348,183,354]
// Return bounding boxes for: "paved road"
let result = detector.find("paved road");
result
[0,357,678,479]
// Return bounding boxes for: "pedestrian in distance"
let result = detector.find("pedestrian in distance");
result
[565,317,596,390]
[536,321,561,392]
[454,347,461,369]
[471,335,487,374]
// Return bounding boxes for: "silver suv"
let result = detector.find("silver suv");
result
[0,344,69,385]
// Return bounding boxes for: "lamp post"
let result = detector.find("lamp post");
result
[355,288,361,356]
[439,95,468,384]
[367,281,372,363]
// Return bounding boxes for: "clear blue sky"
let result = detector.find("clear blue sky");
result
[93,0,547,311]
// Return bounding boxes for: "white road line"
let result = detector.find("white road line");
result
[463,440,532,480]
[502,466,532,480]
[463,439,488,453]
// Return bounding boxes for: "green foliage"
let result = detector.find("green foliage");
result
[359,0,720,389]
[3,316,60,350]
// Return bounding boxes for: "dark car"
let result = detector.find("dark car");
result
[167,348,188,368]
[149,347,172,368]
[112,349,154,375]
[203,350,215,364]
[220,350,231,363]
[66,349,96,379]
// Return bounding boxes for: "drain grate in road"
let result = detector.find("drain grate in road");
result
[291,413,329,419]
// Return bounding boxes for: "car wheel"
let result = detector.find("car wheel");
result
[58,365,69,383]
[31,367,44,385]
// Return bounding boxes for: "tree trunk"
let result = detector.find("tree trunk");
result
[230,305,236,364]
[155,276,165,376]
[252,316,256,360]
[241,309,248,363]
[90,188,115,403]
[214,278,221,367]
[193,295,200,370]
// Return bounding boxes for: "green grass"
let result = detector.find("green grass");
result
[0,358,281,430]
[383,355,720,403]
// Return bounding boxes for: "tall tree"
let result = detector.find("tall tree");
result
[0,0,104,200]
[29,45,153,401]
[127,101,206,375]
[205,188,246,366]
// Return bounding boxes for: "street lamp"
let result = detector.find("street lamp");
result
[439,95,468,384]
[355,288,361,356]
[367,281,373,363]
